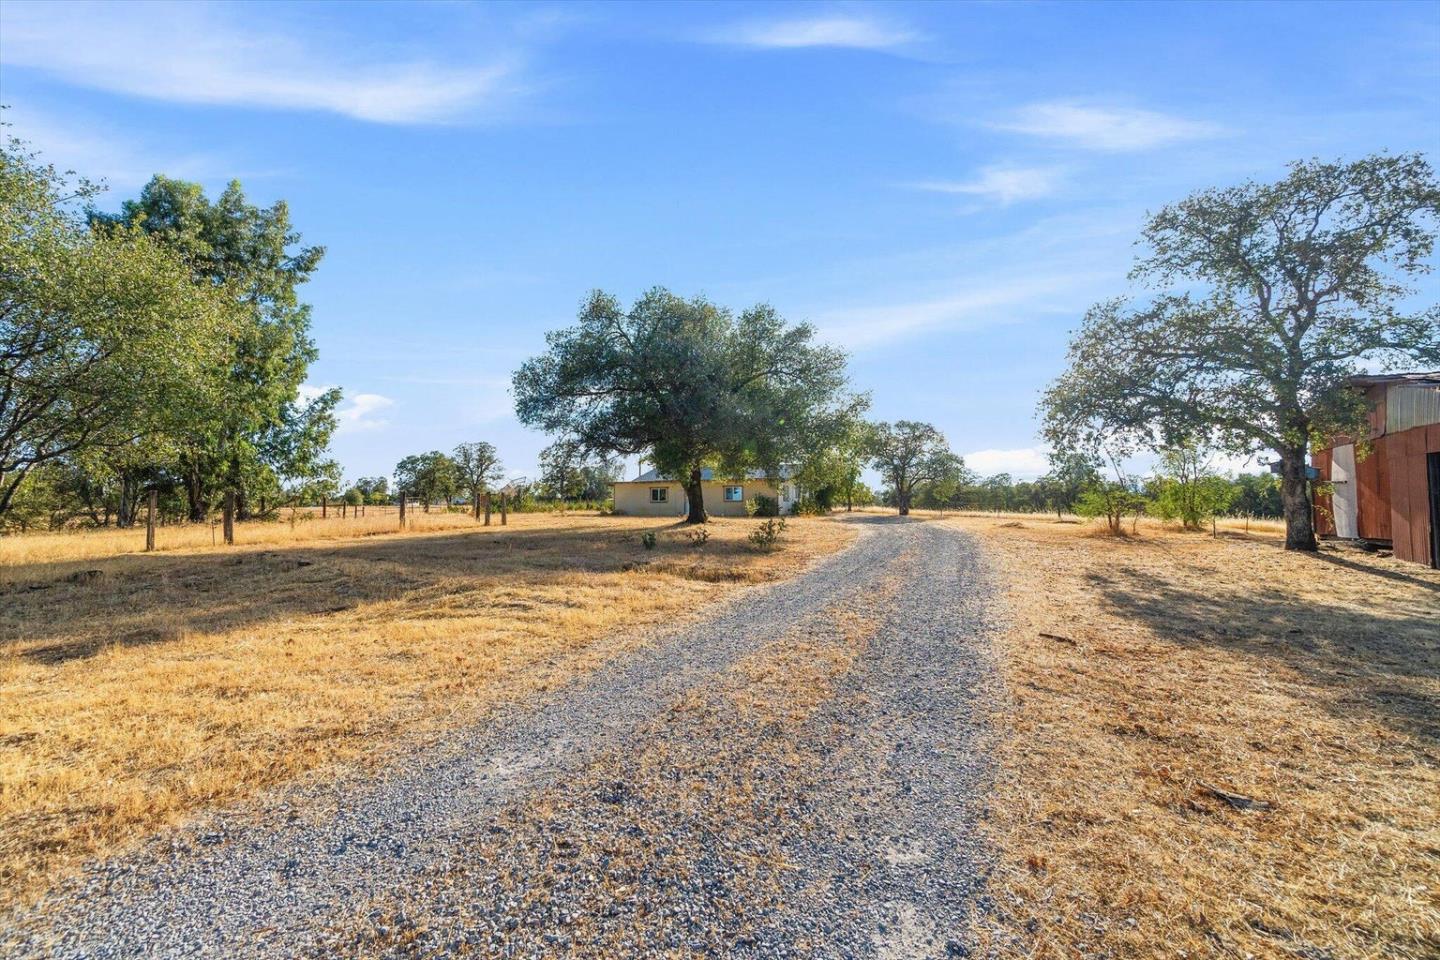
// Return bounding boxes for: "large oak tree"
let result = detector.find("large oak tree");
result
[1043,154,1439,551]
[513,287,854,523]
[867,420,963,516]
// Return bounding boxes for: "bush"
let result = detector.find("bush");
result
[747,494,780,517]
[788,496,826,516]
[640,531,657,550]
[748,517,786,551]
[685,527,710,548]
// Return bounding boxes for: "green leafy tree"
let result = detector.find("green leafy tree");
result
[355,476,389,505]
[867,420,964,516]
[453,441,504,518]
[394,452,458,512]
[792,407,873,512]
[513,288,855,523]
[1043,154,1440,552]
[1075,480,1149,536]
[1149,444,1236,530]
[1038,451,1098,519]
[1,136,239,522]
[1231,472,1284,518]
[97,175,336,522]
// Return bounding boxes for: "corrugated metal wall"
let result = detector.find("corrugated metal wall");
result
[1386,384,1440,433]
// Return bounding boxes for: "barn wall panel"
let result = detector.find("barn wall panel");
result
[1393,428,1430,565]
[1412,428,1435,565]
[1388,435,1412,561]
[1372,437,1393,542]
[1355,440,1391,541]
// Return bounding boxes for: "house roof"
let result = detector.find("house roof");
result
[618,465,795,484]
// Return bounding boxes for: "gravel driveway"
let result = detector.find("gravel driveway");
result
[4,516,997,959]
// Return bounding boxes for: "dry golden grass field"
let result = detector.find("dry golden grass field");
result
[0,511,854,908]
[953,514,1440,960]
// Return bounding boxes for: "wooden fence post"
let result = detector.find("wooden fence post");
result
[500,493,508,526]
[483,493,491,526]
[398,493,407,529]
[321,497,327,519]
[223,491,235,545]
[145,489,157,552]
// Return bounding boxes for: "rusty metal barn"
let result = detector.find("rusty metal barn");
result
[1312,372,1440,568]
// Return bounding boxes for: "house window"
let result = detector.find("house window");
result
[724,485,744,502]
[650,487,668,503]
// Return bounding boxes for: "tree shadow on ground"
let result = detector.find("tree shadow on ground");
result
[0,519,802,665]
[1088,558,1440,745]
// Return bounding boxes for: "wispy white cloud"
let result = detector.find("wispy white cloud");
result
[963,447,1051,479]
[299,385,395,433]
[4,105,238,193]
[0,1,520,124]
[995,101,1223,151]
[337,393,396,433]
[710,14,918,51]
[908,165,1063,205]
[816,270,1105,351]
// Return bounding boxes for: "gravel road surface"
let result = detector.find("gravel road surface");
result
[3,517,997,959]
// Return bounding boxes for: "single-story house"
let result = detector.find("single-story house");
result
[612,466,798,518]
[1312,372,1440,568]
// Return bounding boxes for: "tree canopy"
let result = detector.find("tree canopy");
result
[96,175,337,522]
[513,287,856,522]
[1042,153,1440,550]
[1,135,240,521]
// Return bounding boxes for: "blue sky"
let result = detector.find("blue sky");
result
[2,1,1438,483]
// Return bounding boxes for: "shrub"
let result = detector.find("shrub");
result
[747,494,780,517]
[748,517,786,551]
[789,496,826,516]
[640,531,657,550]
[685,527,710,548]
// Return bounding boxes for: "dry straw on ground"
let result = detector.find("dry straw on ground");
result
[0,512,854,907]
[954,514,1439,960]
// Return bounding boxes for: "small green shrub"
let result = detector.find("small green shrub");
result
[640,531,657,550]
[748,516,786,551]
[747,494,780,517]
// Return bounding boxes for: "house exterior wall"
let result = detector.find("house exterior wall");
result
[612,479,783,517]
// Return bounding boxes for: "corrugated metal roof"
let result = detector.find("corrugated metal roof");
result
[619,466,795,484]
[1349,371,1440,386]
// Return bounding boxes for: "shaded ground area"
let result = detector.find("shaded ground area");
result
[955,515,1440,960]
[4,518,998,959]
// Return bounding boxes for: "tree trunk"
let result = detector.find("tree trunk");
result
[897,488,910,516]
[1279,447,1317,551]
[685,468,707,524]
[118,474,136,528]
[186,467,206,523]
[222,491,235,545]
